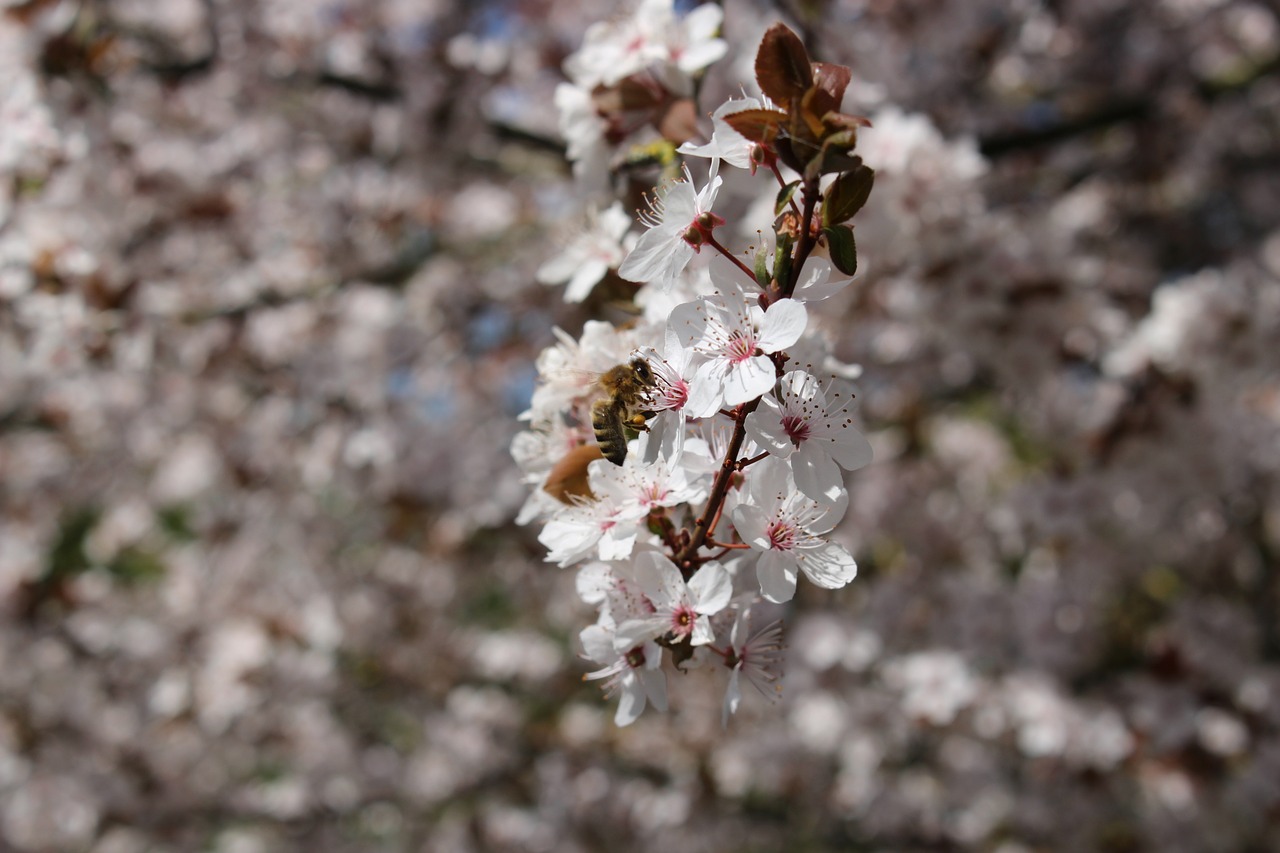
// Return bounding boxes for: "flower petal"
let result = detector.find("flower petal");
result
[797,541,858,589]
[639,663,668,711]
[745,402,794,458]
[756,298,808,353]
[722,355,774,405]
[689,561,732,615]
[731,504,771,551]
[757,550,798,603]
[615,674,647,726]
[826,424,874,471]
[791,444,845,504]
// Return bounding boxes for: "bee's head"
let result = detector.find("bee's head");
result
[630,358,653,383]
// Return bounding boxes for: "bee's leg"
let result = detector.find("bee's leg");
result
[627,411,656,432]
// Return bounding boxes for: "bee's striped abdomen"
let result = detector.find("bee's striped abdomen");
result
[591,399,628,466]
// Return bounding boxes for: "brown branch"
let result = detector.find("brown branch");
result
[675,401,758,574]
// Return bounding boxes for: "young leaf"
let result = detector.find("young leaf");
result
[754,243,772,289]
[823,224,858,276]
[823,111,873,131]
[722,108,787,145]
[809,62,852,117]
[773,230,794,286]
[822,163,875,226]
[755,23,813,106]
[804,130,861,181]
[775,180,800,216]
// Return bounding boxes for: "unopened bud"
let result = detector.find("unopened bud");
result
[696,211,723,230]
[749,144,775,174]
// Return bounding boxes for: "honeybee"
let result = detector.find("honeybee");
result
[592,357,658,465]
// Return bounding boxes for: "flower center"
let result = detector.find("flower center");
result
[766,520,796,552]
[781,414,810,446]
[725,331,757,364]
[671,606,696,637]
[625,646,647,669]
[662,378,689,410]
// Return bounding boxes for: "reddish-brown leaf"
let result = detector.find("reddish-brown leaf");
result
[823,111,873,131]
[810,62,852,117]
[722,108,787,144]
[755,23,813,106]
[657,98,699,144]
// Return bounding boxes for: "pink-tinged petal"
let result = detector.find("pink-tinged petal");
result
[669,299,710,349]
[539,519,599,566]
[722,356,774,405]
[663,177,700,224]
[748,456,794,506]
[826,425,874,471]
[683,3,726,41]
[565,259,609,302]
[722,667,742,728]
[791,445,845,505]
[598,530,637,562]
[731,504,771,550]
[745,405,794,458]
[756,298,808,353]
[689,561,732,615]
[618,229,690,284]
[792,258,853,303]
[695,171,723,210]
[614,615,668,649]
[536,252,580,285]
[677,41,727,76]
[682,367,723,418]
[797,541,858,589]
[639,664,668,711]
[575,562,614,605]
[579,624,614,662]
[691,614,716,646]
[615,676,646,726]
[757,550,798,603]
[634,551,684,606]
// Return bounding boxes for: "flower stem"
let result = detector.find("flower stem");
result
[771,162,802,218]
[782,177,820,298]
[706,234,758,285]
[676,400,757,575]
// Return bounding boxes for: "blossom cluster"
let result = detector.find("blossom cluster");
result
[516,3,877,725]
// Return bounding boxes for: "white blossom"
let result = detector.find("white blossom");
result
[537,203,633,302]
[669,261,808,408]
[678,96,766,171]
[618,164,723,290]
[615,551,732,648]
[731,458,856,603]
[721,605,785,727]
[581,624,667,727]
[746,369,873,502]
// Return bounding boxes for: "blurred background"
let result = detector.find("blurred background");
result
[1,0,1279,850]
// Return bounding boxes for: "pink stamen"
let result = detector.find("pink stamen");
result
[671,606,696,637]
[664,379,689,410]
[781,415,810,445]
[766,521,796,552]
[725,332,756,364]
